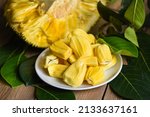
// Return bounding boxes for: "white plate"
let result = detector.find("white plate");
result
[35,48,123,90]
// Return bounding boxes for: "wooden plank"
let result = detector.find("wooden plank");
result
[0,79,35,100]
[103,85,122,100]
[75,85,107,100]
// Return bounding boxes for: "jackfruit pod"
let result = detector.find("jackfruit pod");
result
[79,56,98,67]
[85,66,105,85]
[21,14,52,47]
[44,54,59,68]
[48,64,68,78]
[94,44,112,65]
[43,18,67,43]
[68,54,77,64]
[5,1,38,23]
[63,60,87,87]
[50,40,72,60]
[91,44,100,49]
[69,29,93,58]
[101,55,117,71]
[87,34,96,44]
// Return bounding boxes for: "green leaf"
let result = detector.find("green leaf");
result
[97,1,129,24]
[124,27,139,47]
[100,36,138,57]
[110,32,150,99]
[0,42,19,67]
[109,16,122,32]
[124,0,145,29]
[120,0,132,15]
[35,85,76,100]
[19,56,42,86]
[1,54,26,87]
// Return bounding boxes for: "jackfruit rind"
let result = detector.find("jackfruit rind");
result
[4,0,108,48]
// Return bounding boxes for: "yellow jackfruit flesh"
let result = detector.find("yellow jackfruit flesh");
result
[79,56,98,67]
[102,55,117,71]
[94,44,112,65]
[68,54,77,64]
[63,60,87,87]
[50,40,72,60]
[44,54,59,68]
[85,66,105,86]
[69,29,93,58]
[87,34,96,44]
[4,0,109,48]
[42,29,116,87]
[48,64,68,78]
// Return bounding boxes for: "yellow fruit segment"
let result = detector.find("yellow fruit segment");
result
[101,55,117,71]
[4,0,107,47]
[85,66,105,86]
[48,64,68,78]
[94,44,112,65]
[44,54,59,68]
[50,40,72,60]
[63,60,87,87]
[68,54,77,64]
[79,56,98,67]
[69,29,93,58]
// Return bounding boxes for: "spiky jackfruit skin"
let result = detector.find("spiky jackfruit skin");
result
[4,0,107,48]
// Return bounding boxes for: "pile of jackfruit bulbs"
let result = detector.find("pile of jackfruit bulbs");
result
[44,29,117,87]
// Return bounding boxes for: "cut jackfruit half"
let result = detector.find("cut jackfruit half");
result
[4,0,108,48]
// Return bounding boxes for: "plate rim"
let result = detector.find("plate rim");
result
[35,48,123,91]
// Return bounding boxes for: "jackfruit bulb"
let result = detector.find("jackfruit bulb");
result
[85,66,105,86]
[69,29,93,58]
[63,60,87,87]
[4,0,108,48]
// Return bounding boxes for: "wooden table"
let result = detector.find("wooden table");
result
[0,0,122,100]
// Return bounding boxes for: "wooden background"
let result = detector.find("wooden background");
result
[0,0,139,100]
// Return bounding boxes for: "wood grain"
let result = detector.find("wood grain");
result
[75,85,107,100]
[103,85,122,100]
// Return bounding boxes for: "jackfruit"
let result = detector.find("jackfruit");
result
[4,0,108,48]
[44,54,59,68]
[63,60,87,87]
[69,29,93,58]
[50,40,72,60]
[80,56,98,67]
[94,44,112,65]
[48,64,68,78]
[87,34,96,44]
[85,66,105,85]
[68,54,77,64]
[102,55,117,70]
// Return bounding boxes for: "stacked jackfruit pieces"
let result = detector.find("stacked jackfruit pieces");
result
[44,29,117,87]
